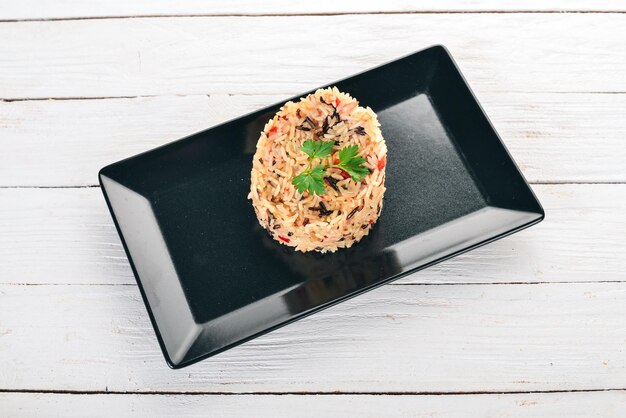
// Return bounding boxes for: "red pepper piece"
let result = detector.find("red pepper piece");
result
[269,126,278,135]
[278,235,290,243]
[335,98,341,107]
[377,156,387,170]
[339,169,350,179]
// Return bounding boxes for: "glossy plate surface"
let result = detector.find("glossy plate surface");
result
[99,45,544,368]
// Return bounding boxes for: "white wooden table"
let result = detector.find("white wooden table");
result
[2,1,626,416]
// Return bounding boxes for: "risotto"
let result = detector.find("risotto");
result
[248,87,387,253]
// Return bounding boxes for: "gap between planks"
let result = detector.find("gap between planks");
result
[1,388,625,396]
[7,280,626,287]
[2,91,626,102]
[1,10,626,24]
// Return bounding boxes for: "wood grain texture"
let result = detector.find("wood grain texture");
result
[2,0,625,21]
[2,92,626,186]
[1,282,625,392]
[1,184,624,286]
[2,391,626,418]
[1,14,625,99]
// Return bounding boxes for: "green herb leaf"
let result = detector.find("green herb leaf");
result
[316,141,335,160]
[291,164,326,195]
[337,145,369,182]
[338,144,359,164]
[299,140,317,159]
[300,139,334,160]
[341,160,370,182]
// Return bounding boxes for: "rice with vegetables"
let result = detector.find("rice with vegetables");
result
[248,87,387,253]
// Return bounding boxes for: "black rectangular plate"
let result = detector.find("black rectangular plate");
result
[99,45,544,368]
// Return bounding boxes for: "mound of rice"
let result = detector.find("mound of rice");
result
[248,87,387,253]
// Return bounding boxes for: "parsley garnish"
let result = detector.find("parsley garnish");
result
[300,139,334,161]
[292,164,326,196]
[336,144,370,182]
[291,139,369,195]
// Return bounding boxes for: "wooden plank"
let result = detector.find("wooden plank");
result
[1,391,625,418]
[0,184,624,286]
[0,95,219,187]
[2,92,626,186]
[1,282,625,392]
[0,14,625,99]
[2,1,625,21]
[0,95,275,187]
[482,92,626,184]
